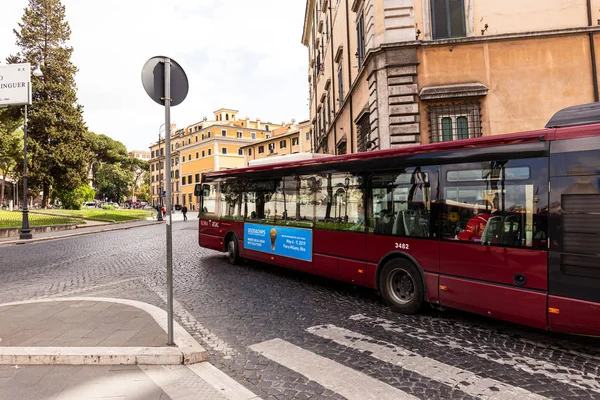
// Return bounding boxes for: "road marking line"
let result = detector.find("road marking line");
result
[144,365,255,400]
[308,324,547,400]
[249,338,418,400]
[349,314,600,393]
[145,283,238,358]
[187,362,263,400]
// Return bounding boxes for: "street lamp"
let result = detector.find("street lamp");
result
[20,64,43,240]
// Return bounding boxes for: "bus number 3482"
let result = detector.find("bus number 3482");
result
[395,243,410,250]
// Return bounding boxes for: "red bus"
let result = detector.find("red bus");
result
[196,103,600,337]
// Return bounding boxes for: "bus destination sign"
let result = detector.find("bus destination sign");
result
[244,223,312,262]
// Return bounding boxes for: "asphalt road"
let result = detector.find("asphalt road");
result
[0,220,599,399]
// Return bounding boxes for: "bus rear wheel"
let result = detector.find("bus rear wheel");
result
[227,236,241,265]
[379,258,424,314]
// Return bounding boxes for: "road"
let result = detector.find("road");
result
[0,219,599,399]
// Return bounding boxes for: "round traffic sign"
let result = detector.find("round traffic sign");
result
[141,56,189,107]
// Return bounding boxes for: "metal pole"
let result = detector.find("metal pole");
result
[20,103,32,240]
[157,132,163,221]
[164,57,174,346]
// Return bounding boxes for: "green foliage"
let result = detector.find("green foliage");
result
[78,184,95,203]
[101,204,116,210]
[85,131,129,166]
[95,163,132,203]
[0,108,24,203]
[51,184,95,210]
[136,183,151,202]
[9,0,88,207]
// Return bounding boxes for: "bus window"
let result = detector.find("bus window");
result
[201,183,217,214]
[244,180,277,222]
[370,169,430,238]
[304,173,363,231]
[220,181,245,221]
[444,160,547,249]
[275,176,312,225]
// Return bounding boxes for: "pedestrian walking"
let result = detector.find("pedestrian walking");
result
[182,205,188,221]
[161,206,166,217]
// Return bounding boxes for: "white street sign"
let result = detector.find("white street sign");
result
[0,63,31,107]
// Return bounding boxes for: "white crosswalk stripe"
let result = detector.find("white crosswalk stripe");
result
[349,313,600,393]
[307,324,548,400]
[249,338,418,400]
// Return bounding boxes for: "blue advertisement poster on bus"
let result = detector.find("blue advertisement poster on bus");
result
[244,223,313,262]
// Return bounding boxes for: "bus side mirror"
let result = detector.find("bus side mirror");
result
[194,183,202,197]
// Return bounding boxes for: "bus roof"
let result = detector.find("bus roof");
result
[203,121,600,180]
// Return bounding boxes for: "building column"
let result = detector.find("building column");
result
[367,47,420,150]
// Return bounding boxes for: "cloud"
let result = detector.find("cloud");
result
[0,0,309,151]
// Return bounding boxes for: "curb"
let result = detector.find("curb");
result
[0,297,207,366]
[0,220,163,246]
[0,346,183,365]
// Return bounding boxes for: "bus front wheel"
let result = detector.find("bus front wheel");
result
[379,258,424,314]
[227,236,241,265]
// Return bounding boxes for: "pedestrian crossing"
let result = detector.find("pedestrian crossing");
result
[250,339,417,400]
[349,313,600,393]
[249,316,600,400]
[307,324,545,400]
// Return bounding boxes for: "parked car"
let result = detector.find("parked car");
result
[83,202,96,209]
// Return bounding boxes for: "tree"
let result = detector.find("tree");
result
[85,131,129,192]
[136,183,151,202]
[95,163,133,203]
[51,184,94,210]
[0,108,24,203]
[9,0,88,208]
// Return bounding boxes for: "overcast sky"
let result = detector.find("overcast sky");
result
[0,0,308,151]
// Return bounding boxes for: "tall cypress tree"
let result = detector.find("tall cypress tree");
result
[9,0,88,208]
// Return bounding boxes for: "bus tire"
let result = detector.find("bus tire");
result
[227,236,241,265]
[379,258,424,314]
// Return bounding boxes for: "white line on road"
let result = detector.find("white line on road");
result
[307,324,547,400]
[349,314,600,393]
[249,338,418,400]
[187,362,263,400]
[146,283,238,358]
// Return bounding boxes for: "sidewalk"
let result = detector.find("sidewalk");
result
[0,297,260,400]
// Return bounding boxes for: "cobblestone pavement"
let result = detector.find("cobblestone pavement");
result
[0,221,599,399]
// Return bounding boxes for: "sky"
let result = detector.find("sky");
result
[0,0,309,152]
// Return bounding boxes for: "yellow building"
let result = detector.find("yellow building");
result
[149,109,284,209]
[302,0,600,154]
[241,120,312,165]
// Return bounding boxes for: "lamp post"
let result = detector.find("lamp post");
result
[20,64,43,240]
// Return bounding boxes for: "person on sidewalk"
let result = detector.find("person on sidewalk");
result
[161,206,166,217]
[182,205,188,221]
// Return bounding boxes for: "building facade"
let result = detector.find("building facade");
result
[241,120,312,165]
[149,109,284,208]
[302,0,600,154]
[128,150,151,161]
